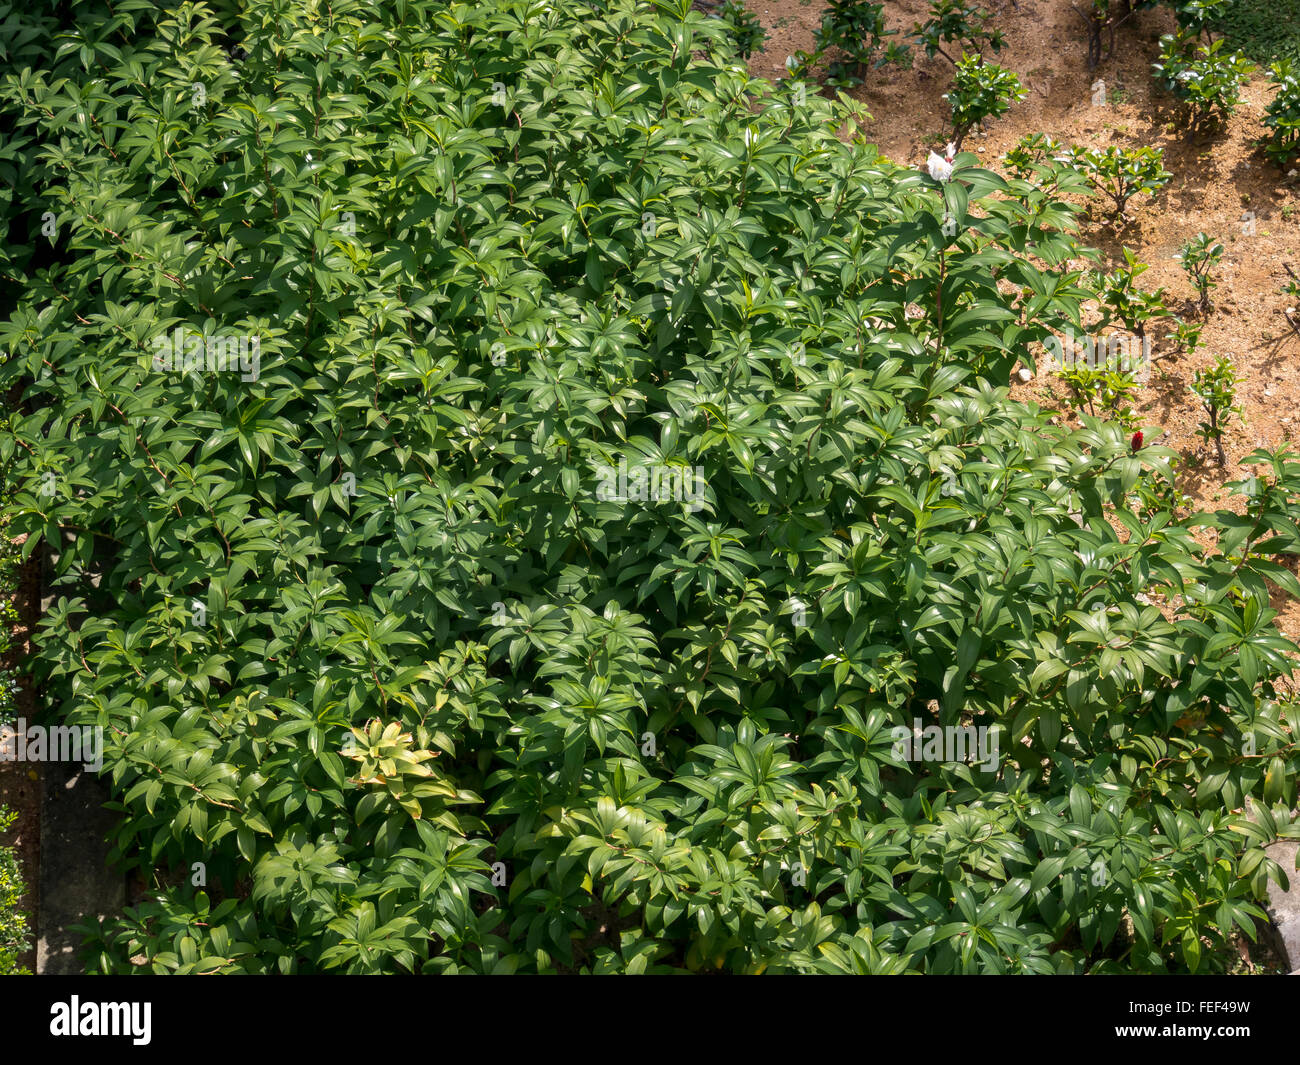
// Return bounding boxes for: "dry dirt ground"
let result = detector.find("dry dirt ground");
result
[748,0,1300,647]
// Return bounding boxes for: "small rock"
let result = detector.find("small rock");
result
[1265,389,1274,397]
[1016,367,1032,383]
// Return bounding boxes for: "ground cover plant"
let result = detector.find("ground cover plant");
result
[1203,0,1298,66]
[2,0,1300,976]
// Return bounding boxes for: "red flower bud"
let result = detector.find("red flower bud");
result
[1131,431,1144,452]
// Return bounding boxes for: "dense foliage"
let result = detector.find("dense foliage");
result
[2,0,1300,975]
[1210,0,1300,69]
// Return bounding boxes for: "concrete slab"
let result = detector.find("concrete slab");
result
[36,759,123,974]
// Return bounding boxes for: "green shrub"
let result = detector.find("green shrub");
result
[912,0,1005,66]
[1057,356,1144,428]
[1064,144,1172,223]
[1175,231,1225,313]
[1002,133,1093,204]
[813,0,908,87]
[1091,248,1168,340]
[786,0,909,88]
[2,0,1300,977]
[0,807,32,975]
[1154,33,1256,131]
[716,0,766,60]
[1262,59,1300,165]
[944,54,1026,151]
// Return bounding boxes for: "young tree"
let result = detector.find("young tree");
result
[945,54,1026,151]
[1191,355,1244,466]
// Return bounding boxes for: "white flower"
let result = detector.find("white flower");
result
[927,151,953,182]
